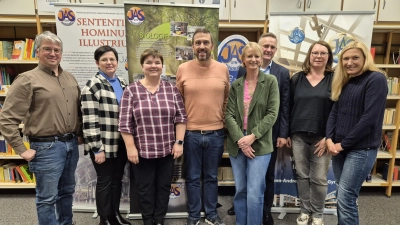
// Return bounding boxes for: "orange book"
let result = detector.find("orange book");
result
[15,166,28,183]
[384,133,391,151]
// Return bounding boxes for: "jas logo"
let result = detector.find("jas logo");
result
[57,8,76,26]
[127,7,145,25]
[217,35,248,83]
[329,33,356,63]
[169,184,182,199]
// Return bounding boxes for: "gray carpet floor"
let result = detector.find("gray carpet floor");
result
[1,187,400,225]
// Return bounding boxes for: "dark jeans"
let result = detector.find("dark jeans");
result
[90,140,128,218]
[132,154,174,224]
[184,129,225,220]
[263,144,278,215]
[28,137,79,225]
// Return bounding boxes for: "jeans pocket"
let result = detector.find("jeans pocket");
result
[185,131,192,137]
[31,142,55,157]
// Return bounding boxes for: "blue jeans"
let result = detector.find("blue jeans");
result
[184,129,225,220]
[332,149,377,225]
[291,132,331,218]
[28,137,79,225]
[230,150,270,225]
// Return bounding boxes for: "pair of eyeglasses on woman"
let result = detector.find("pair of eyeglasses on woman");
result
[311,52,329,57]
[41,47,62,54]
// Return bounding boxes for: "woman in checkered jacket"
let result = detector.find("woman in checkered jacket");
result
[81,46,131,225]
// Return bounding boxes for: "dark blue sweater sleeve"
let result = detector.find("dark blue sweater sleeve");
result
[279,68,290,138]
[340,73,388,150]
[326,101,338,140]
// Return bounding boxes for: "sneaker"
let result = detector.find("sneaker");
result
[297,213,311,225]
[205,216,225,225]
[185,218,200,225]
[312,217,324,225]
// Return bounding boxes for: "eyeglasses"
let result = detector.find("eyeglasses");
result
[311,52,329,57]
[41,47,62,54]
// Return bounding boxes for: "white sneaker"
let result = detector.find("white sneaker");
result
[312,217,324,225]
[297,213,311,225]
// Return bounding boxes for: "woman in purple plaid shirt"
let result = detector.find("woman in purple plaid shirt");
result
[119,49,187,225]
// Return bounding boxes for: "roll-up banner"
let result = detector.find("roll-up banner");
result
[123,1,219,218]
[268,11,375,214]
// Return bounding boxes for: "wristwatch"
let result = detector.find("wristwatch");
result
[175,140,184,145]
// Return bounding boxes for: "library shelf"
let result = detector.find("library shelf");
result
[377,150,392,159]
[0,155,23,159]
[0,182,35,189]
[0,60,38,64]
[362,174,389,187]
[217,181,235,186]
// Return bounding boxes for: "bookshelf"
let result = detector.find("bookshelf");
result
[370,25,400,196]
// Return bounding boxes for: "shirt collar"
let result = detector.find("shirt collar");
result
[98,70,118,82]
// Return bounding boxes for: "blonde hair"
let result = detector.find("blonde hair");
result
[241,42,263,68]
[331,41,385,101]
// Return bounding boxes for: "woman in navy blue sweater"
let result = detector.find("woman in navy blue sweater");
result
[326,41,388,225]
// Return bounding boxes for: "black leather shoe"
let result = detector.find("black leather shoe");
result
[99,216,112,225]
[227,205,235,215]
[114,212,131,225]
[263,212,274,225]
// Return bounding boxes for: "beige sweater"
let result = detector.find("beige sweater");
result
[176,59,230,130]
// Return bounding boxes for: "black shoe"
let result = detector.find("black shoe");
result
[114,212,131,225]
[227,205,235,215]
[263,212,274,225]
[99,216,112,225]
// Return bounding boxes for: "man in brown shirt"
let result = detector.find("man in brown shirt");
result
[0,31,82,225]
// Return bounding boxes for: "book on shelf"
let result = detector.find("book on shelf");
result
[15,166,28,183]
[2,41,13,60]
[19,164,34,183]
[13,167,22,183]
[11,40,25,60]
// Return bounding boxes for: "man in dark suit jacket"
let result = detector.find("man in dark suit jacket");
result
[228,33,290,225]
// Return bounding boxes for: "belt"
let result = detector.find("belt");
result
[190,129,222,135]
[29,133,76,142]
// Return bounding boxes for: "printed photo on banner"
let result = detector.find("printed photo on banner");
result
[175,46,193,61]
[170,22,188,37]
[187,26,205,41]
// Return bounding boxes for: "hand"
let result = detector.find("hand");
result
[331,143,344,156]
[127,147,139,164]
[314,138,327,157]
[277,137,287,148]
[20,149,36,162]
[171,143,183,159]
[326,139,337,156]
[241,146,255,159]
[78,136,84,145]
[286,137,292,148]
[94,151,106,164]
[237,134,256,150]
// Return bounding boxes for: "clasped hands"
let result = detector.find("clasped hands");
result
[326,139,343,156]
[237,134,256,159]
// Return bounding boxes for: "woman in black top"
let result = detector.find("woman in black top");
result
[288,41,334,225]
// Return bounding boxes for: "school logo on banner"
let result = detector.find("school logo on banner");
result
[57,8,76,26]
[170,183,183,200]
[329,33,356,63]
[127,7,145,25]
[288,27,305,44]
[217,35,249,83]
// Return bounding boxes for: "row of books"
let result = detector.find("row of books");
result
[217,167,234,181]
[383,108,396,125]
[0,160,35,183]
[0,66,14,87]
[0,39,37,61]
[382,163,400,181]
[387,77,399,96]
[0,136,29,155]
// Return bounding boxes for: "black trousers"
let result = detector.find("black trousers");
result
[132,154,174,224]
[90,140,128,218]
[263,144,278,215]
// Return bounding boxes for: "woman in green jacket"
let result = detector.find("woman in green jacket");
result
[225,42,279,225]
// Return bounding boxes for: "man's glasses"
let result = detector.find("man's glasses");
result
[311,52,329,57]
[41,47,62,54]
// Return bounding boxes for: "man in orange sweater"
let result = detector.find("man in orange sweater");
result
[176,28,230,225]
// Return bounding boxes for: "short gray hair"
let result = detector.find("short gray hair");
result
[35,31,63,51]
